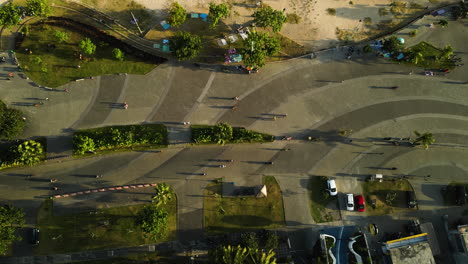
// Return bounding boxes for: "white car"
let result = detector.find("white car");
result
[327,179,337,196]
[346,194,355,211]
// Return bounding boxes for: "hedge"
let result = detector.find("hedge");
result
[73,124,168,155]
[0,138,47,169]
[191,124,274,144]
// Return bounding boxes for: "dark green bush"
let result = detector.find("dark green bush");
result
[73,124,167,154]
[191,124,274,144]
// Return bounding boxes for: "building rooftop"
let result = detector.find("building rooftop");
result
[389,241,435,264]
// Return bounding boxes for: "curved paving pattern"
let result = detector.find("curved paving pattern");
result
[1,15,468,260]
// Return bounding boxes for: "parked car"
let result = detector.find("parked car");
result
[346,194,354,211]
[327,179,337,196]
[31,228,39,245]
[424,71,434,76]
[356,195,366,212]
[406,191,418,208]
[455,186,467,206]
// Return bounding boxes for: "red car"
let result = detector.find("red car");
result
[356,195,366,212]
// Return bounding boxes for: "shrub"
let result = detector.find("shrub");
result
[191,124,274,144]
[54,30,69,43]
[378,8,389,16]
[363,45,373,53]
[73,124,167,154]
[79,38,96,56]
[21,26,29,35]
[137,205,168,240]
[10,140,44,166]
[73,135,95,154]
[241,232,258,250]
[112,48,125,61]
[168,2,186,27]
[286,13,301,24]
[349,1,354,4]
[409,30,417,37]
[326,8,336,16]
[438,19,448,27]
[253,6,287,32]
[0,102,26,140]
[363,17,372,25]
[263,231,278,250]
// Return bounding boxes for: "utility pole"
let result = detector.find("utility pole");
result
[130,12,143,35]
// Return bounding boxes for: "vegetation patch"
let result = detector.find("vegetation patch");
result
[405,41,455,69]
[0,139,46,169]
[286,13,301,24]
[326,8,336,16]
[16,18,162,87]
[0,100,25,140]
[308,176,337,223]
[36,197,176,254]
[191,123,274,145]
[362,179,413,215]
[204,176,285,233]
[0,205,25,255]
[73,124,167,155]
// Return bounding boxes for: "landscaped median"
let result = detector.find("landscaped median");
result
[362,178,415,215]
[73,124,168,156]
[308,176,338,223]
[36,183,176,254]
[191,122,274,145]
[204,176,285,233]
[0,138,47,170]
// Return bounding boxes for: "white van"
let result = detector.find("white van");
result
[327,179,337,196]
[346,194,355,211]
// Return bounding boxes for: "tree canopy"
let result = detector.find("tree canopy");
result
[137,205,168,240]
[240,32,281,68]
[54,30,69,43]
[0,101,25,140]
[0,205,25,255]
[26,0,52,17]
[208,3,230,28]
[253,6,287,32]
[112,48,125,61]
[383,35,404,54]
[212,122,233,145]
[170,31,202,60]
[168,2,187,27]
[79,38,96,56]
[0,3,22,27]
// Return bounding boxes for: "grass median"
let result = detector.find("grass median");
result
[362,179,414,215]
[308,176,337,223]
[36,198,177,254]
[204,176,285,233]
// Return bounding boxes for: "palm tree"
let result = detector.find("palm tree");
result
[441,45,453,59]
[413,131,435,150]
[250,249,277,264]
[221,245,248,264]
[411,52,424,64]
[152,183,173,206]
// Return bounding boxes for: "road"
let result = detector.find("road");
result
[0,8,467,263]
